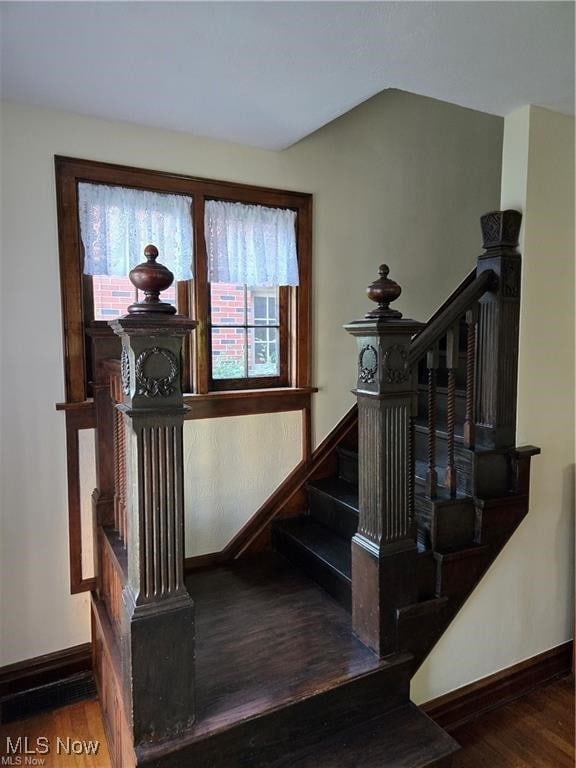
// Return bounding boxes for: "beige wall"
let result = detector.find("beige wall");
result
[413,106,575,703]
[0,92,503,677]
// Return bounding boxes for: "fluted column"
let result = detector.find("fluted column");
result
[475,210,522,449]
[345,265,423,657]
[110,246,197,747]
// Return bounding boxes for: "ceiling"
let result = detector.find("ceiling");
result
[1,2,573,151]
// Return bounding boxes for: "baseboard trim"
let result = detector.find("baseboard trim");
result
[0,643,92,701]
[422,640,573,731]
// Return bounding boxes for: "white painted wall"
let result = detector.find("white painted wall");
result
[413,106,575,703]
[183,414,301,556]
[0,91,502,673]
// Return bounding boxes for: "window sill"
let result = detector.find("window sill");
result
[56,387,316,423]
[183,387,317,420]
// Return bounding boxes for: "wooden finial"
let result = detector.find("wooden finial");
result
[365,264,403,319]
[480,210,522,250]
[127,245,177,315]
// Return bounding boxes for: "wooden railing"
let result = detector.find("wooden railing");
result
[409,269,494,498]
[345,209,523,656]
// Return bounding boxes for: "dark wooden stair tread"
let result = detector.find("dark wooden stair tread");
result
[274,516,352,580]
[307,476,359,510]
[270,703,460,768]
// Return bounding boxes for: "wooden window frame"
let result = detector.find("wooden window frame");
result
[55,156,313,413]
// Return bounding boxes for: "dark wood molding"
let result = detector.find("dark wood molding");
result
[54,155,313,205]
[55,399,96,418]
[423,641,573,731]
[183,387,316,420]
[0,643,92,701]
[184,551,227,572]
[64,408,97,593]
[420,268,476,330]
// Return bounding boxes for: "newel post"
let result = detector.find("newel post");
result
[110,246,197,746]
[475,210,522,448]
[345,266,423,657]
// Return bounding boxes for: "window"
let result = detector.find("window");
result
[55,156,312,410]
[210,284,285,388]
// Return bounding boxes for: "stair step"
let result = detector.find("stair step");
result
[272,516,352,610]
[307,477,359,539]
[269,702,459,768]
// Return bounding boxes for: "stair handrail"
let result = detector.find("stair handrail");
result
[408,268,495,366]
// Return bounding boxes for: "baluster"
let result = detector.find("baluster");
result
[444,323,460,496]
[464,305,478,449]
[426,344,439,498]
[116,410,127,543]
[112,388,121,534]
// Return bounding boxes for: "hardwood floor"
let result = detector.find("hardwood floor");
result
[0,697,110,766]
[0,676,572,766]
[451,676,575,768]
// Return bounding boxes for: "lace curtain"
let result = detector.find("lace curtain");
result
[78,183,194,280]
[205,200,299,286]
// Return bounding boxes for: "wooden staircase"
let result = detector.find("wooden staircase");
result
[89,211,539,767]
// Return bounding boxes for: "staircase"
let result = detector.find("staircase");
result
[89,210,539,767]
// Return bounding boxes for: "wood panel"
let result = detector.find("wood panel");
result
[98,530,126,634]
[91,604,135,768]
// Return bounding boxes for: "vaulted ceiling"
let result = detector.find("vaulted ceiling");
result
[1,2,573,150]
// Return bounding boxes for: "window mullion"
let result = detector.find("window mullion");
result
[193,195,210,394]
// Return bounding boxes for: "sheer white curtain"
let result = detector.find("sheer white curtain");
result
[205,200,299,286]
[78,183,194,280]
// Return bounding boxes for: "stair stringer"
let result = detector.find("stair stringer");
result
[397,493,532,674]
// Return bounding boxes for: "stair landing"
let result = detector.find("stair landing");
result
[136,553,457,767]
[187,552,397,732]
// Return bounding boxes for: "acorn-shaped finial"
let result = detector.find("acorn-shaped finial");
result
[365,264,403,319]
[127,245,177,315]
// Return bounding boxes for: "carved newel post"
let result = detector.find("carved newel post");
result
[110,246,197,746]
[475,210,522,448]
[345,266,424,657]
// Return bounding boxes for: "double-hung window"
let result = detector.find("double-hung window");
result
[55,156,312,410]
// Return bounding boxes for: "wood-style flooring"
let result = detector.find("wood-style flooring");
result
[0,676,573,766]
[451,675,574,768]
